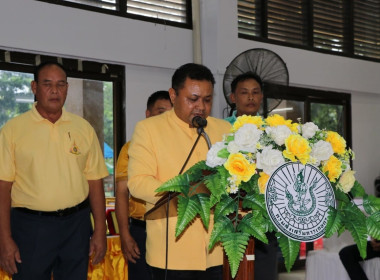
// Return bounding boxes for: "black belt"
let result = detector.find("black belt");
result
[14,198,90,217]
[130,217,146,228]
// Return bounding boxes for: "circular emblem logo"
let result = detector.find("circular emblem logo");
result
[265,163,336,242]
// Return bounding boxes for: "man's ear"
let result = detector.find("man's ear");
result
[31,80,37,95]
[229,92,236,104]
[145,109,151,118]
[168,88,176,104]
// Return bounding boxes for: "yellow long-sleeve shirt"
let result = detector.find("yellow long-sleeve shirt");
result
[128,109,231,270]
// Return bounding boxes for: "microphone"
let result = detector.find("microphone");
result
[192,116,207,128]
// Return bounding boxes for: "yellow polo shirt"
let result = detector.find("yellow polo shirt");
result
[0,103,109,211]
[128,109,231,270]
[115,141,146,219]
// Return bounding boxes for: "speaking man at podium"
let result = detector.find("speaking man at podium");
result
[128,63,231,280]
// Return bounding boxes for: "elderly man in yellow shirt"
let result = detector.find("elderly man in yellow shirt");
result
[128,63,231,280]
[0,62,108,280]
[115,90,172,280]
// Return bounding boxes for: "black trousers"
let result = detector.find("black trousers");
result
[10,207,91,280]
[339,241,380,280]
[255,233,279,280]
[150,265,222,280]
[128,218,151,280]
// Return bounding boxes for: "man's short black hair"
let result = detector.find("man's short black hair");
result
[230,71,263,93]
[34,61,67,82]
[146,90,171,111]
[171,63,215,94]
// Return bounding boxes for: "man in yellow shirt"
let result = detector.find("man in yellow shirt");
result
[128,63,231,279]
[115,90,172,280]
[0,62,108,280]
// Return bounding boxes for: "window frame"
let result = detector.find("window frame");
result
[36,0,193,29]
[238,0,380,63]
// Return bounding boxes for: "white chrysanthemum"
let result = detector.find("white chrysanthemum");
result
[229,185,239,194]
[206,141,227,167]
[256,146,285,175]
[265,125,292,146]
[302,122,319,139]
[234,124,263,153]
[310,140,334,166]
[227,141,240,154]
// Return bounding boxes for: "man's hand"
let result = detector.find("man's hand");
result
[0,237,21,275]
[88,229,107,265]
[370,238,380,252]
[120,232,140,263]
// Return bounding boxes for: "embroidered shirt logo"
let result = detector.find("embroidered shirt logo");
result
[69,141,81,155]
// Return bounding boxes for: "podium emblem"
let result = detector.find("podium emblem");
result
[265,162,335,242]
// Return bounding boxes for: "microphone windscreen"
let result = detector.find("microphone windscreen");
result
[192,116,207,128]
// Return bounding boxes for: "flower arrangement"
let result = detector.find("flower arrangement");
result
[156,114,380,278]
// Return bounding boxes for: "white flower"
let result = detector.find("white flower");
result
[310,140,334,166]
[256,146,285,175]
[234,124,263,153]
[227,141,240,154]
[229,185,239,194]
[338,169,356,193]
[206,141,227,167]
[302,122,319,139]
[265,125,292,146]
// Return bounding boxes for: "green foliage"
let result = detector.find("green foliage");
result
[103,82,113,148]
[176,195,200,236]
[156,173,190,193]
[237,213,268,243]
[221,232,250,278]
[363,194,380,215]
[350,180,365,198]
[276,232,300,272]
[367,211,380,240]
[209,216,234,250]
[325,207,343,238]
[342,203,368,259]
[213,195,236,220]
[191,193,210,230]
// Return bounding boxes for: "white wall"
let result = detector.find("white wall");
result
[0,0,379,194]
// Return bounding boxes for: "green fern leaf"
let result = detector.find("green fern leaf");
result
[237,213,268,243]
[221,232,250,278]
[156,174,191,194]
[204,173,226,206]
[350,180,365,198]
[342,203,368,259]
[363,194,380,215]
[176,195,200,237]
[334,187,350,203]
[214,195,236,220]
[209,216,234,250]
[240,174,259,193]
[242,193,266,214]
[184,160,212,182]
[276,232,300,272]
[367,211,380,240]
[190,193,210,230]
[325,206,343,238]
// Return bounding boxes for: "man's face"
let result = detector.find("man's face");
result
[31,65,68,118]
[230,78,263,116]
[146,98,172,117]
[169,78,213,125]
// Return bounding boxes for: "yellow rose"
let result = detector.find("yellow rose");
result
[322,155,342,183]
[232,115,264,132]
[224,153,256,183]
[258,172,270,194]
[283,134,311,165]
[338,170,356,193]
[326,131,346,155]
[266,114,297,132]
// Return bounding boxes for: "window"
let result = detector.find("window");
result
[0,49,125,197]
[238,0,380,61]
[38,0,192,28]
[263,83,351,147]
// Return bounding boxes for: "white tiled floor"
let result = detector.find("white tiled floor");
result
[278,270,306,280]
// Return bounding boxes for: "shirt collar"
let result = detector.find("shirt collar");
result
[31,102,71,123]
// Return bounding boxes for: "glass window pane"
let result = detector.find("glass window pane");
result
[64,0,117,10]
[267,98,304,122]
[0,70,34,127]
[311,103,344,135]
